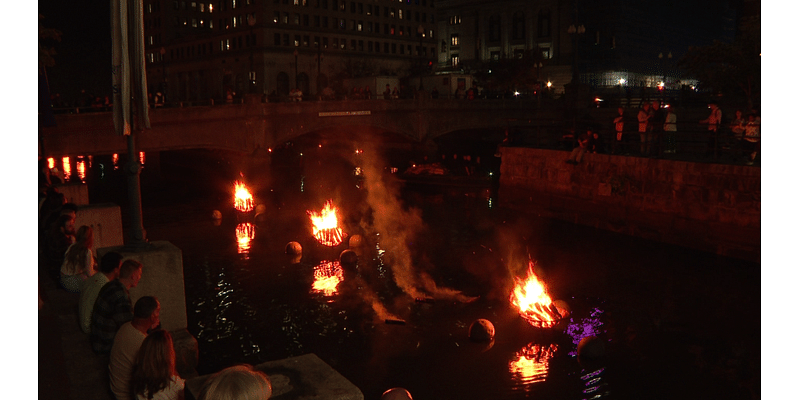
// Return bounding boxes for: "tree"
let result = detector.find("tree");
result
[39,14,62,74]
[678,16,760,109]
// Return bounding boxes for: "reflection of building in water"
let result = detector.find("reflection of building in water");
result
[509,343,558,385]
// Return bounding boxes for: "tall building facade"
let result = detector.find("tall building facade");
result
[144,0,438,102]
[435,0,736,94]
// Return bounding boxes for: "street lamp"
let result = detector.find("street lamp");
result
[293,49,299,90]
[247,14,257,94]
[567,24,585,83]
[417,25,425,90]
[658,51,672,102]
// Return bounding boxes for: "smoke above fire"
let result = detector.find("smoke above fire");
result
[356,141,475,303]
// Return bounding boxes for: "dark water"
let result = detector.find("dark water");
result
[79,148,759,400]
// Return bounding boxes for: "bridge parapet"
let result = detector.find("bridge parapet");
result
[40,99,542,157]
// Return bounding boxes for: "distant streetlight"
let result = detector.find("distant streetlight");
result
[293,49,299,90]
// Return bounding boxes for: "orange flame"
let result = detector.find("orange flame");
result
[139,151,146,165]
[236,222,255,255]
[112,153,119,170]
[234,180,254,212]
[510,261,560,328]
[307,200,345,246]
[47,157,55,169]
[509,343,558,384]
[312,260,344,296]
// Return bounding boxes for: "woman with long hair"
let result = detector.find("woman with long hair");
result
[131,330,185,400]
[59,225,96,293]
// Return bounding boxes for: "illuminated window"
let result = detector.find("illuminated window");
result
[233,16,237,27]
[232,0,237,8]
[357,21,363,31]
[390,8,395,18]
[449,15,461,25]
[199,3,205,11]
[451,34,458,46]
[209,3,213,12]
[399,9,403,19]
[451,54,459,66]
[294,35,300,46]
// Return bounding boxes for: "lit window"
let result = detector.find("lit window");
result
[399,9,403,19]
[200,3,204,12]
[451,34,458,46]
[209,3,213,12]
[451,54,459,66]
[233,0,237,8]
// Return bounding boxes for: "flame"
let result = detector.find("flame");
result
[312,260,344,296]
[76,157,86,183]
[510,261,560,328]
[509,343,558,384]
[307,200,345,246]
[62,156,71,182]
[112,153,119,170]
[47,157,55,169]
[234,180,254,212]
[236,222,255,255]
[139,151,146,165]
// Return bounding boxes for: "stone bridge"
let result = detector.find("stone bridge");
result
[40,98,547,157]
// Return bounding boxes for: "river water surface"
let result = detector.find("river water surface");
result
[70,147,758,400]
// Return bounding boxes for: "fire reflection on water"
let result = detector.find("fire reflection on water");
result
[236,223,255,256]
[509,343,558,386]
[62,156,71,182]
[76,157,87,183]
[311,260,344,298]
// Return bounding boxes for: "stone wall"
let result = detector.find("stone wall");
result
[498,147,760,262]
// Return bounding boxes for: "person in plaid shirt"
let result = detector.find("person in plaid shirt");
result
[90,259,143,354]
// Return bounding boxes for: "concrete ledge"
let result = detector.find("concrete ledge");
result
[76,203,124,257]
[99,241,188,332]
[185,353,364,400]
[54,182,89,205]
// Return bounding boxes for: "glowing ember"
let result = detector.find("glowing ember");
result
[307,199,345,246]
[312,260,344,296]
[236,222,255,255]
[509,343,558,384]
[139,151,146,165]
[510,261,561,328]
[234,180,254,212]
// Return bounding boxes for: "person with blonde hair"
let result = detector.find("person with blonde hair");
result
[198,364,272,400]
[130,329,184,400]
[60,225,96,293]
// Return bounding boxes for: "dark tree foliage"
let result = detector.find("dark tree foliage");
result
[39,14,62,72]
[678,16,760,109]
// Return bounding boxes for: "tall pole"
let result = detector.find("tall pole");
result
[294,49,299,90]
[126,134,146,245]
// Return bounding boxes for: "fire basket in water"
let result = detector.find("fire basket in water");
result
[510,261,563,328]
[312,260,344,297]
[307,200,346,247]
[234,180,254,213]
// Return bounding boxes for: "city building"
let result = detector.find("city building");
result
[144,0,438,102]
[435,0,737,95]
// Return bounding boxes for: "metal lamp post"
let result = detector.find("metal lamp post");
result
[248,14,256,94]
[418,25,425,90]
[567,24,585,84]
